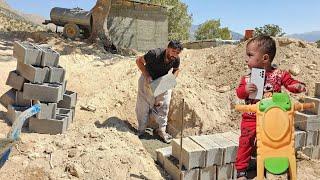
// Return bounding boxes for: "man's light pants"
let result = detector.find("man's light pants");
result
[136,75,172,132]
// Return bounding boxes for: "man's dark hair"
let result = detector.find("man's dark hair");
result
[168,40,183,51]
[247,35,276,62]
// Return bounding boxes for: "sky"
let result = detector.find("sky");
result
[6,0,320,34]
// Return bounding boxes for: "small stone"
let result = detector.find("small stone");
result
[68,149,77,158]
[65,163,83,178]
[306,64,316,70]
[289,64,301,76]
[217,86,230,93]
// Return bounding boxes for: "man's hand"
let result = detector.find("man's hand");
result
[145,75,152,83]
[245,83,257,94]
[288,83,307,93]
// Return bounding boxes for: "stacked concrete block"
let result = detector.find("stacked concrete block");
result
[23,83,63,103]
[157,132,240,180]
[172,138,206,170]
[29,116,68,135]
[0,89,16,109]
[6,71,26,91]
[0,41,77,135]
[13,41,42,66]
[294,130,307,149]
[294,112,320,131]
[16,62,49,83]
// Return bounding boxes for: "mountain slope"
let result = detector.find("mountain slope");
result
[288,31,320,42]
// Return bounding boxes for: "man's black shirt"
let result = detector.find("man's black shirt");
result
[144,48,180,80]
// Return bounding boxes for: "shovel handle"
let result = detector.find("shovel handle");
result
[294,102,315,111]
[235,104,257,113]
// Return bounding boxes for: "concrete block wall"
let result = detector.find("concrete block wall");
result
[157,128,320,179]
[0,41,77,135]
[294,89,320,159]
[107,0,168,51]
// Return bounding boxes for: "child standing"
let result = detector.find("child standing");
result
[235,35,306,180]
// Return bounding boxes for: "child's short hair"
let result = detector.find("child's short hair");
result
[247,35,276,62]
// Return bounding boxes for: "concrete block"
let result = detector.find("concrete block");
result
[220,131,240,145]
[6,104,28,125]
[217,163,233,180]
[56,108,72,128]
[311,146,320,159]
[232,163,237,180]
[156,146,171,166]
[190,135,223,166]
[17,62,49,83]
[302,146,313,158]
[13,41,42,66]
[172,137,206,170]
[294,112,320,131]
[61,80,67,93]
[36,103,57,119]
[199,166,217,180]
[29,116,68,135]
[306,131,319,146]
[294,130,306,149]
[71,107,75,123]
[304,97,320,115]
[38,46,60,67]
[315,82,320,98]
[207,134,238,164]
[0,89,16,109]
[23,83,63,103]
[6,71,26,91]
[163,155,200,180]
[48,66,65,83]
[150,73,176,97]
[302,146,320,159]
[57,90,77,108]
[15,91,31,107]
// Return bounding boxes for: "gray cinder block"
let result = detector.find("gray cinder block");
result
[172,137,206,170]
[48,66,65,83]
[315,82,320,98]
[0,89,16,109]
[156,146,172,166]
[36,103,57,119]
[294,130,307,149]
[38,46,60,67]
[304,97,320,115]
[199,166,217,180]
[190,135,223,166]
[150,73,177,97]
[23,83,63,103]
[29,116,68,135]
[13,41,42,66]
[6,71,26,91]
[15,91,31,107]
[17,62,49,83]
[207,134,238,164]
[295,112,320,131]
[306,131,319,146]
[57,90,77,108]
[56,108,72,128]
[217,163,233,180]
[163,155,200,180]
[6,104,28,125]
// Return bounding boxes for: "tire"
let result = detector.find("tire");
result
[63,23,80,40]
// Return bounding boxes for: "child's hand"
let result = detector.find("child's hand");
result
[245,83,257,94]
[288,83,306,93]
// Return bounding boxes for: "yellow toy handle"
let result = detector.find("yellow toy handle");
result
[235,104,257,113]
[294,102,315,111]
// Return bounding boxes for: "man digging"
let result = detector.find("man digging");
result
[135,40,183,143]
